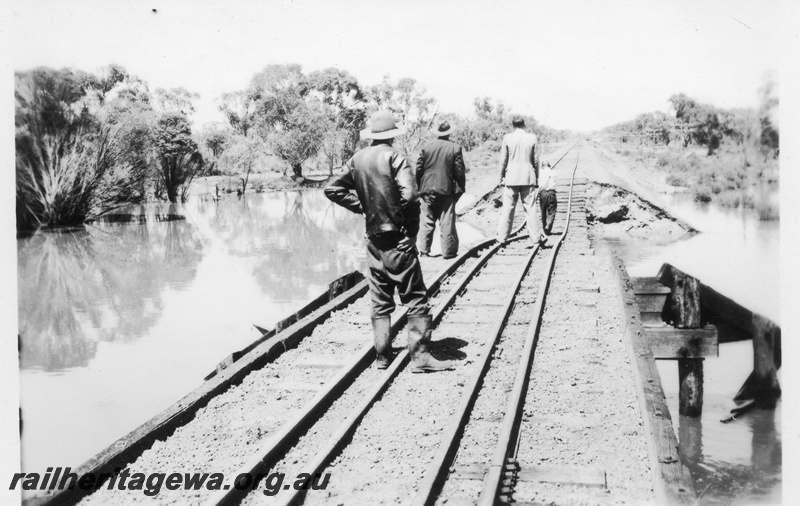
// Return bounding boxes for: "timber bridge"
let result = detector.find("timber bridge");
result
[26,142,780,506]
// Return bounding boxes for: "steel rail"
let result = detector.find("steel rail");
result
[268,236,537,506]
[411,148,581,506]
[203,232,526,506]
[477,151,581,506]
[410,245,541,506]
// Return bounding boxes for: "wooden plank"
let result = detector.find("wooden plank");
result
[294,355,347,368]
[264,382,323,391]
[656,263,774,334]
[611,254,696,505]
[660,265,701,328]
[641,312,665,326]
[517,465,607,488]
[635,293,668,313]
[632,277,671,295]
[645,325,718,359]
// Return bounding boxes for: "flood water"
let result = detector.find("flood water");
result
[17,189,486,479]
[597,188,781,505]
[17,190,370,474]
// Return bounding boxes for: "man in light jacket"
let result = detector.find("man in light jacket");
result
[415,121,466,259]
[496,116,545,245]
[325,111,453,373]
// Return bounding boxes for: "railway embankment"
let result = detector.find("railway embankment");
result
[31,141,706,506]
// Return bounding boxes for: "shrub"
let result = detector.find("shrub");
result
[15,69,138,231]
[757,200,779,220]
[694,191,711,203]
[665,174,687,187]
[482,140,501,152]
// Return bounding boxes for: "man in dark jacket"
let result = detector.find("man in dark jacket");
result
[324,111,453,373]
[415,122,466,259]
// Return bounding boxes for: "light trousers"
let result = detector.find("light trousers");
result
[496,185,540,242]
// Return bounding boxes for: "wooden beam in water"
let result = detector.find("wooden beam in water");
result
[645,325,718,359]
[657,263,781,409]
[734,314,782,408]
[657,265,704,416]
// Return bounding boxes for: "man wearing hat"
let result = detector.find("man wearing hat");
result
[415,121,466,259]
[496,116,545,245]
[325,110,453,373]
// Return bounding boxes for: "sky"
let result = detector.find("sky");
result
[8,0,785,132]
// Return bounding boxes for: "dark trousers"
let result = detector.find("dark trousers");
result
[539,189,557,234]
[417,193,459,258]
[367,232,429,319]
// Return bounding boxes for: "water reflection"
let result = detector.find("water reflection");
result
[190,192,364,301]
[678,408,781,504]
[17,207,206,371]
[18,190,367,475]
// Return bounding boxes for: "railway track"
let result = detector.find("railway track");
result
[36,143,583,506]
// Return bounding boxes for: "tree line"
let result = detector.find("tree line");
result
[599,78,779,162]
[15,63,569,232]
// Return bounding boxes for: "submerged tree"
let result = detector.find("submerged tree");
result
[246,64,326,178]
[154,112,204,202]
[219,133,268,194]
[15,67,137,231]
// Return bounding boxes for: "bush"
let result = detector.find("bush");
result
[665,174,687,187]
[482,140,501,152]
[757,200,779,220]
[694,191,711,203]
[15,69,139,230]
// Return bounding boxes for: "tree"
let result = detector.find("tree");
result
[15,67,135,231]
[219,90,258,137]
[365,76,438,157]
[758,74,779,158]
[219,133,267,194]
[247,64,325,178]
[99,73,159,202]
[154,86,199,116]
[197,122,232,174]
[267,101,327,178]
[308,67,367,171]
[153,112,203,202]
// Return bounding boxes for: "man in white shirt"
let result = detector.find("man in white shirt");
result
[496,116,545,245]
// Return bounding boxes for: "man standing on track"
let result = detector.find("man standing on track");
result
[495,116,545,245]
[324,111,454,373]
[415,121,466,259]
[538,161,557,235]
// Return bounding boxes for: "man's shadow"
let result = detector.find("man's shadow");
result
[426,337,469,361]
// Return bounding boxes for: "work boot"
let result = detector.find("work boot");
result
[407,315,454,373]
[372,317,392,369]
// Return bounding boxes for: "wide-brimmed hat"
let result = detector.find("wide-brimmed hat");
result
[432,121,453,137]
[360,111,406,140]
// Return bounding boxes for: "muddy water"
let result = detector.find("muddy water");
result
[17,190,484,477]
[597,191,781,505]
